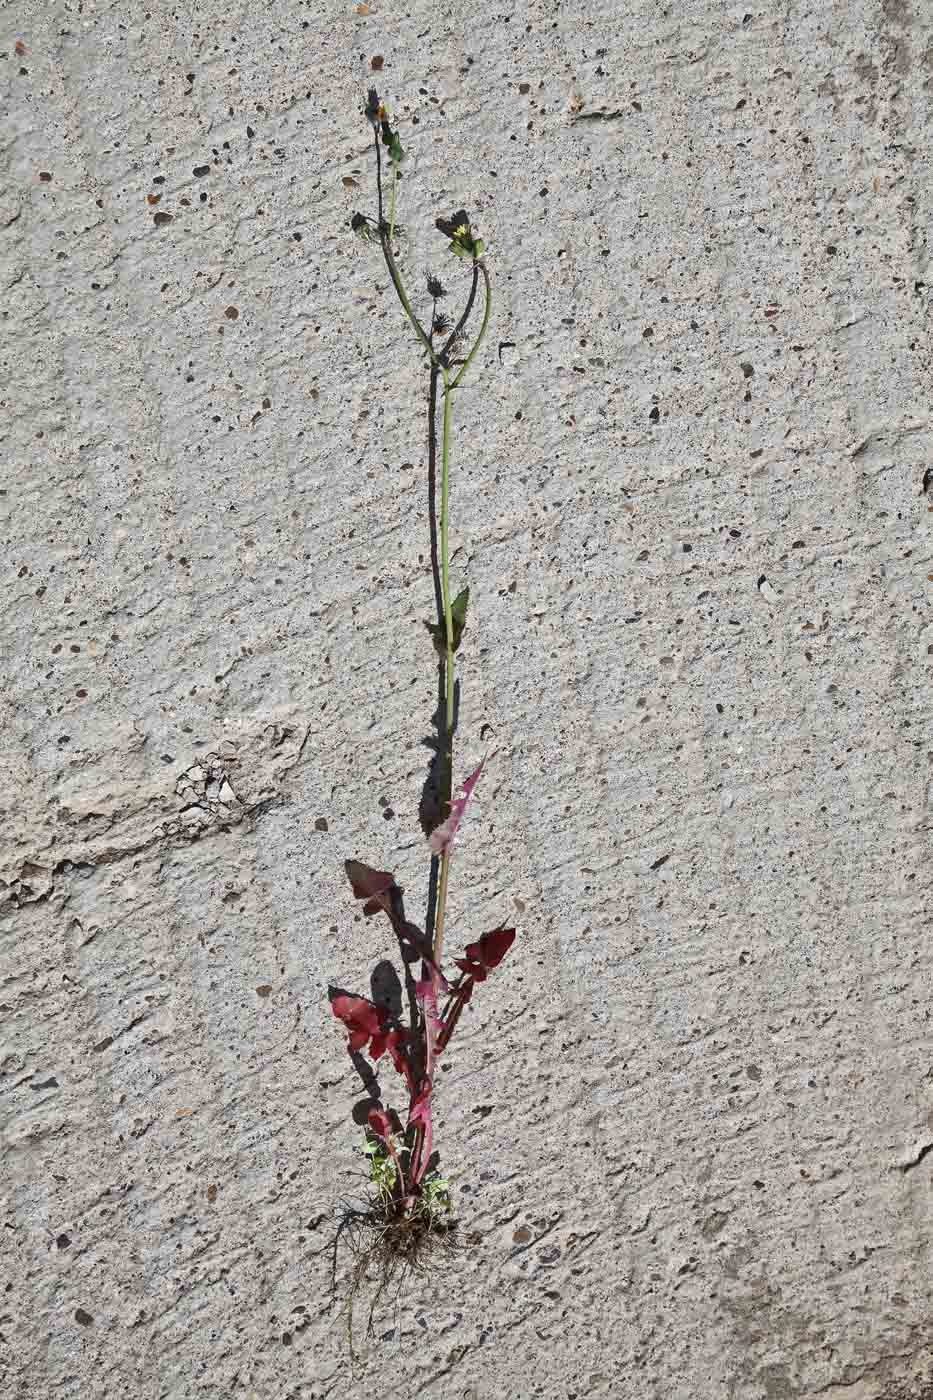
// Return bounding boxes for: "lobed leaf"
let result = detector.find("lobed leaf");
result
[331,991,416,1090]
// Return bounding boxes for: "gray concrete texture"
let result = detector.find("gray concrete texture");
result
[2,0,932,1395]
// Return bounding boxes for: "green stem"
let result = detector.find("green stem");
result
[433,367,456,966]
[451,261,492,388]
[440,264,479,367]
[381,234,436,363]
[432,264,492,965]
[373,166,424,366]
[434,854,451,965]
[440,369,455,738]
[372,235,490,971]
[388,163,399,245]
[374,127,384,229]
[373,131,436,365]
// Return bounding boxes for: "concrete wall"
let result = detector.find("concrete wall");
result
[3,1,932,1395]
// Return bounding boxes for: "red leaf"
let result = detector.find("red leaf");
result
[415,976,445,1042]
[454,928,515,984]
[408,1082,433,1126]
[332,994,415,1085]
[463,927,515,971]
[384,1029,413,1086]
[368,1107,393,1140]
[331,993,384,1052]
[453,956,488,982]
[331,993,382,1031]
[429,757,487,856]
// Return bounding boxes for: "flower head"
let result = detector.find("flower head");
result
[364,87,383,127]
[350,211,379,243]
[435,209,485,261]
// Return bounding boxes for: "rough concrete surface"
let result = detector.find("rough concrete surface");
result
[2,0,932,1396]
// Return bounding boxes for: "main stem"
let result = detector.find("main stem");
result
[388,164,399,244]
[432,268,492,965]
[432,368,456,967]
[371,195,493,971]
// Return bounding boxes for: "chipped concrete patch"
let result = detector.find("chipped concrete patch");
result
[3,720,310,915]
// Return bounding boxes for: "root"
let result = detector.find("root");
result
[330,1192,461,1358]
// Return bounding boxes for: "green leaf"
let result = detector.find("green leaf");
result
[450,587,469,652]
[423,587,469,656]
[422,1172,452,1215]
[380,121,404,164]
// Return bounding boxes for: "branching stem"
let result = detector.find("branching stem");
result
[388,163,399,245]
[452,261,492,389]
[364,111,495,1208]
